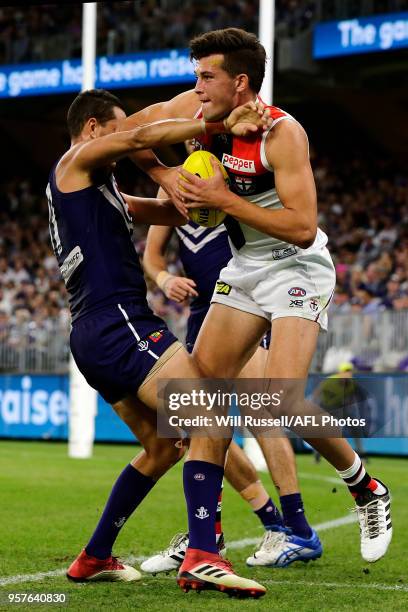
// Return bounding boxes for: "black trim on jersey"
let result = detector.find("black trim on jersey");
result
[224,215,246,250]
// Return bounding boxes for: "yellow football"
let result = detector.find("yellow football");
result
[181,150,228,228]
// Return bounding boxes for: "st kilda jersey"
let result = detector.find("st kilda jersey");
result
[192,103,328,262]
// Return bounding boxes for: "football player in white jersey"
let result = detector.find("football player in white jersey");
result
[140,208,321,571]
[124,28,392,566]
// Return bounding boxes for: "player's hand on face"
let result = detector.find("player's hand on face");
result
[225,100,272,136]
[163,275,198,302]
[176,159,229,210]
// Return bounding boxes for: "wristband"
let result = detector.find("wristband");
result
[156,270,173,291]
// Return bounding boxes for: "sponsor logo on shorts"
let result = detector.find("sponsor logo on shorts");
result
[215,281,232,295]
[289,299,304,308]
[137,340,149,351]
[288,287,306,297]
[272,246,297,260]
[310,299,319,312]
[222,153,256,173]
[194,473,205,481]
[148,331,163,343]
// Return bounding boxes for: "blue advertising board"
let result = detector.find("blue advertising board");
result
[0,49,195,99]
[314,11,408,59]
[0,374,407,454]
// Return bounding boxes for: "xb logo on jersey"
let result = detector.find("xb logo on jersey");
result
[215,281,232,295]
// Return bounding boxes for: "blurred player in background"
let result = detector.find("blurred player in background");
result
[142,211,320,570]
[312,362,369,463]
[125,27,392,565]
[49,87,269,597]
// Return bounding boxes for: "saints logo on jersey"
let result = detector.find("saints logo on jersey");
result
[232,175,256,195]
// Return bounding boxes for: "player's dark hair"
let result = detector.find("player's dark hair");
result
[190,28,266,93]
[67,89,125,138]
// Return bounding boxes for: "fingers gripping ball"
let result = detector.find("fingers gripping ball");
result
[181,151,228,227]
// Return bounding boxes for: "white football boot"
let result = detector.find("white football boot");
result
[246,527,322,567]
[354,481,392,562]
[141,532,226,574]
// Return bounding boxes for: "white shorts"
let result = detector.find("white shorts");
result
[211,246,336,331]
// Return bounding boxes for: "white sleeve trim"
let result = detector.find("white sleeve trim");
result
[260,115,297,172]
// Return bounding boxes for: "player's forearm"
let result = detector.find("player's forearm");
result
[127,196,185,227]
[143,249,169,282]
[129,149,170,183]
[130,119,224,153]
[222,192,316,249]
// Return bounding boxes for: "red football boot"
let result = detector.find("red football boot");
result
[177,548,266,598]
[67,549,141,582]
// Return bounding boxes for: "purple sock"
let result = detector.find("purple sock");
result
[183,460,224,554]
[86,464,155,559]
[254,498,284,530]
[280,493,312,539]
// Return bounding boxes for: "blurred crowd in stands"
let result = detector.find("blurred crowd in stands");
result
[311,150,408,315]
[1,149,407,372]
[0,0,319,65]
[2,0,408,65]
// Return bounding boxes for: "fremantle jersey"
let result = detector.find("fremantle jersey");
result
[175,220,231,312]
[193,102,328,262]
[46,165,150,322]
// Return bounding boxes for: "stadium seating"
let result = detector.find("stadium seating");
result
[0,152,407,373]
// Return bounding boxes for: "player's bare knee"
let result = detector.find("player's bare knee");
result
[145,437,183,468]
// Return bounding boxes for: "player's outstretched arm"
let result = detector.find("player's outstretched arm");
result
[69,118,209,172]
[122,193,185,227]
[122,90,200,198]
[70,101,268,174]
[178,120,317,249]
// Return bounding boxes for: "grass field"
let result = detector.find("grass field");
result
[0,441,407,611]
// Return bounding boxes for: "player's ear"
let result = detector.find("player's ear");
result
[88,117,98,139]
[235,73,249,93]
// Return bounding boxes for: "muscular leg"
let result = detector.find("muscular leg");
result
[138,345,230,465]
[138,345,231,555]
[239,346,299,496]
[193,303,268,377]
[265,317,355,470]
[113,396,184,480]
[263,317,392,564]
[82,396,183,562]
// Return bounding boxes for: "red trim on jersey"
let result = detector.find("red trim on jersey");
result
[195,103,292,177]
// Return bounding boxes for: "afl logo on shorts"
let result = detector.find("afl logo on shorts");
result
[137,340,149,351]
[194,473,205,481]
[288,287,306,297]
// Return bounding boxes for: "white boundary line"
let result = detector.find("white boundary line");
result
[261,579,408,593]
[0,514,356,587]
[298,472,346,486]
[3,514,404,594]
